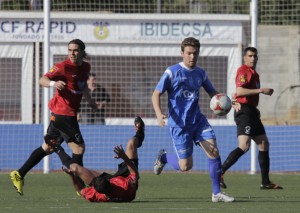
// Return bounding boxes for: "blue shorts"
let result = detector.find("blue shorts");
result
[170,116,216,159]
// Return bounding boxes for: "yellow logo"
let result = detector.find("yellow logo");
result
[93,22,109,40]
[239,75,247,83]
[49,66,57,73]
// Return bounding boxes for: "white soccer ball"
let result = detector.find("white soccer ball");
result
[210,94,232,116]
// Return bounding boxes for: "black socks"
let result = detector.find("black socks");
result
[258,150,270,184]
[221,147,245,174]
[18,146,47,178]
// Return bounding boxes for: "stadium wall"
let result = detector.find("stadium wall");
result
[1,124,299,173]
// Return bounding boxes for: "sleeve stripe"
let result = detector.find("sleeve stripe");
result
[165,69,173,84]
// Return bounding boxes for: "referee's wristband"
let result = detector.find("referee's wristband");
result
[49,81,56,87]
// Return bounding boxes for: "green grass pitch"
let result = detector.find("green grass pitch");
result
[0,172,299,213]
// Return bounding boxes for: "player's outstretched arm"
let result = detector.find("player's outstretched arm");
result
[114,145,138,175]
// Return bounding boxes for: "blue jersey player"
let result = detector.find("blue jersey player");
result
[152,37,234,203]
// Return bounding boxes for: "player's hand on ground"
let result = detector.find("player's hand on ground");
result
[113,145,126,160]
[260,88,274,96]
[156,114,167,127]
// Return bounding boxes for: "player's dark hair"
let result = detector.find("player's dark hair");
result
[68,39,88,59]
[181,37,200,52]
[91,176,112,195]
[244,47,258,55]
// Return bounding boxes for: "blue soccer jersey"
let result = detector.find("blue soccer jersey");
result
[155,62,216,128]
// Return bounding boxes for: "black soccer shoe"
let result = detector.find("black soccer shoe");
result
[134,116,145,146]
[260,182,283,190]
[135,116,145,133]
[220,174,227,189]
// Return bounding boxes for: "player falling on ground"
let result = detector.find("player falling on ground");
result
[152,37,234,203]
[220,47,282,190]
[51,116,144,202]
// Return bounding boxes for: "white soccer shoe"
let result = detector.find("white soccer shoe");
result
[212,192,235,203]
[153,149,166,175]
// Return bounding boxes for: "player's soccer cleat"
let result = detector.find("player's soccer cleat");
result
[220,174,227,189]
[10,170,24,196]
[134,115,145,146]
[260,182,283,190]
[134,115,145,135]
[154,149,166,175]
[212,192,235,203]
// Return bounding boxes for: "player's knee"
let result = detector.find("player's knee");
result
[239,143,250,152]
[69,163,80,173]
[78,147,85,155]
[258,141,269,151]
[180,165,192,172]
[204,146,220,159]
[210,147,220,158]
[70,143,85,155]
[41,142,54,154]
[179,162,193,171]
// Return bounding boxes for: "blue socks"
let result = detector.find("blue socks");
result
[162,153,222,194]
[161,153,180,171]
[209,157,222,195]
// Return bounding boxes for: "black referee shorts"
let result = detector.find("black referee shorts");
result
[46,112,85,145]
[234,104,266,137]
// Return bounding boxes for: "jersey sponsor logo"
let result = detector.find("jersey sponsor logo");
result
[69,81,86,94]
[181,89,197,100]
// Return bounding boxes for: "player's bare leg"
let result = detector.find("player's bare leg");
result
[112,116,144,178]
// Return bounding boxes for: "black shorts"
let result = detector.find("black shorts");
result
[234,104,266,137]
[46,112,84,145]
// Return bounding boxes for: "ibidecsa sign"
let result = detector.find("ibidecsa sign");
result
[0,18,243,44]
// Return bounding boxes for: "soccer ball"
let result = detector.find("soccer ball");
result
[210,94,232,116]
